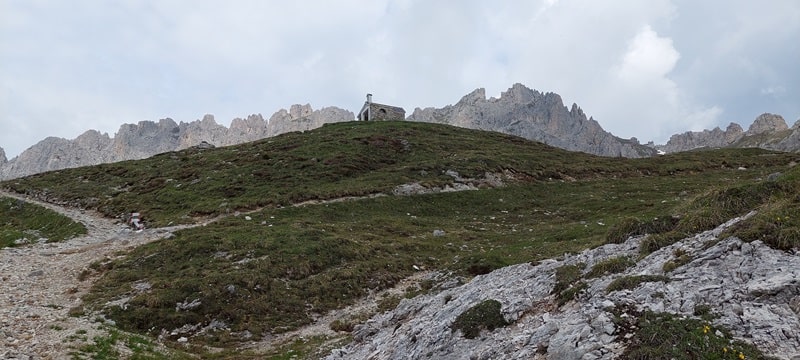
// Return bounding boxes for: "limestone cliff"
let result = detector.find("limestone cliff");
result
[326,216,800,359]
[0,106,354,180]
[408,84,657,158]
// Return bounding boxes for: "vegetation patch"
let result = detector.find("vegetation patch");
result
[605,216,680,244]
[552,263,587,306]
[639,167,800,254]
[556,281,588,306]
[586,256,636,278]
[724,201,800,251]
[451,299,509,339]
[0,196,86,247]
[606,275,670,293]
[619,311,770,359]
[662,248,694,273]
[68,327,188,360]
[3,122,799,355]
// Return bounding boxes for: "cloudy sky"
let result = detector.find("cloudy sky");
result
[1,0,798,158]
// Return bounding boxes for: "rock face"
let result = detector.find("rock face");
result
[0,106,354,180]
[660,123,744,153]
[407,84,657,158]
[326,215,800,359]
[658,113,800,153]
[745,113,789,136]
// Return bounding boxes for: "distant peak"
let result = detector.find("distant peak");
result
[201,114,217,124]
[458,88,486,105]
[746,113,787,136]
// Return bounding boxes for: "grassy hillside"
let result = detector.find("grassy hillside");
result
[2,121,799,357]
[0,196,86,247]
[5,121,792,227]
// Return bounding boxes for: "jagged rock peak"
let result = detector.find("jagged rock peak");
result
[0,106,354,180]
[726,122,744,133]
[458,88,487,104]
[199,114,218,125]
[289,104,313,119]
[499,82,540,104]
[746,113,788,136]
[407,83,655,158]
[0,147,6,163]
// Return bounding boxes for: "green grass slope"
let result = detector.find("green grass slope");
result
[3,120,799,357]
[0,196,87,247]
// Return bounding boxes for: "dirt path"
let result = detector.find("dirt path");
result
[0,191,436,359]
[0,191,191,359]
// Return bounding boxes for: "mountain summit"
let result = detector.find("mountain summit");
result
[408,83,656,158]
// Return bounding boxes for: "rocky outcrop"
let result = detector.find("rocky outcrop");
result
[0,106,354,180]
[326,215,800,359]
[658,113,800,153]
[266,105,354,136]
[407,84,657,158]
[660,123,745,153]
[745,113,789,136]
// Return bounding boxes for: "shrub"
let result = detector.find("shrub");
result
[451,299,509,339]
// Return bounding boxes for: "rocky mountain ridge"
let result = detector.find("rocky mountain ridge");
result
[3,83,796,180]
[0,105,354,180]
[659,113,800,153]
[326,215,800,359]
[408,84,656,158]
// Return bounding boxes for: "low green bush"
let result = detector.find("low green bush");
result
[451,299,509,339]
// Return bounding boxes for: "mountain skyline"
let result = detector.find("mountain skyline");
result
[2,1,799,158]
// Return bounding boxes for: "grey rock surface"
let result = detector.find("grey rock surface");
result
[0,106,354,180]
[745,113,789,136]
[658,113,800,154]
[407,83,657,158]
[326,215,800,359]
[660,123,744,153]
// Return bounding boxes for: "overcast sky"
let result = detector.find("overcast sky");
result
[1,0,798,158]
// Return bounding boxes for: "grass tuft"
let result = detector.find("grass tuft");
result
[586,256,636,278]
[606,275,670,293]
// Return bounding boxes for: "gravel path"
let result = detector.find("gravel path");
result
[0,191,433,359]
[0,191,188,359]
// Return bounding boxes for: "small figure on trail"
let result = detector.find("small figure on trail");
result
[128,212,145,231]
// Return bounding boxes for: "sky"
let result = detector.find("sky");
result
[1,0,799,158]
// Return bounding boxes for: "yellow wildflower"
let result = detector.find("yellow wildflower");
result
[723,347,728,353]
[739,352,745,359]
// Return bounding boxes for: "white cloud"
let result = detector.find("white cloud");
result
[1,0,798,157]
[617,26,680,83]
